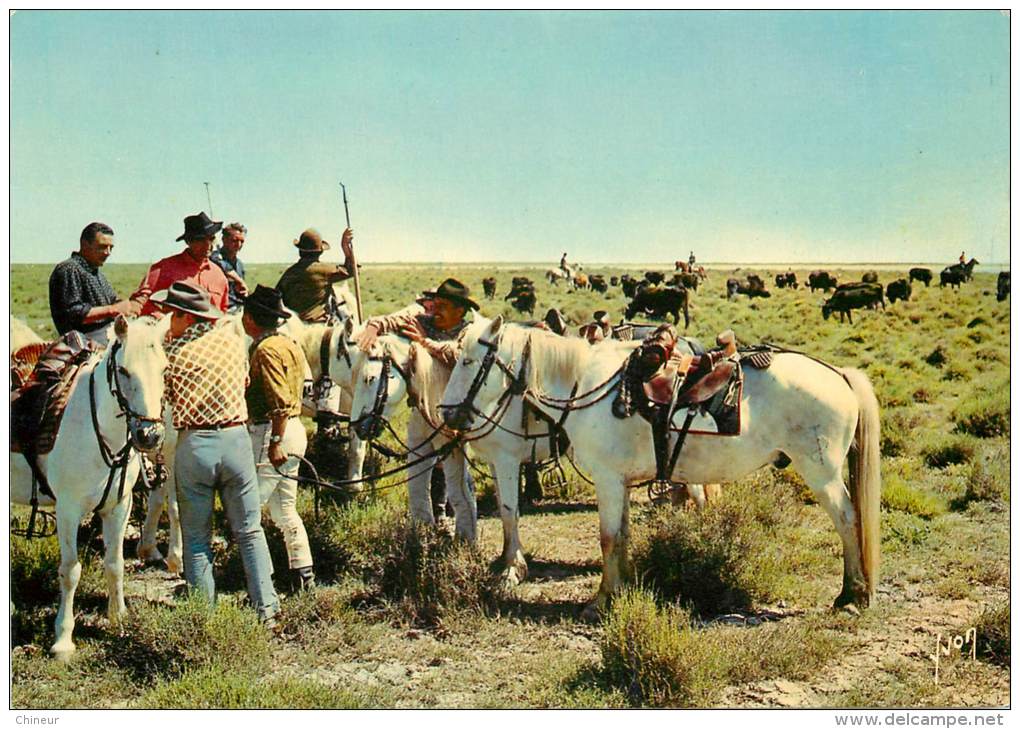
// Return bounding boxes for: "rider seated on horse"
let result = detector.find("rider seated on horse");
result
[560,252,570,275]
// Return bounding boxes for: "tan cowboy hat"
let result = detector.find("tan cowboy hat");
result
[294,228,330,252]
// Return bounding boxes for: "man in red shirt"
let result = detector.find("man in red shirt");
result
[132,212,231,317]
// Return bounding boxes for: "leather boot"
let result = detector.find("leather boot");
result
[294,566,316,591]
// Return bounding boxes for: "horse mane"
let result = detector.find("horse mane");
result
[408,342,452,421]
[501,323,592,394]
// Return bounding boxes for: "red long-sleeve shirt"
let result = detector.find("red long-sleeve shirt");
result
[131,250,230,317]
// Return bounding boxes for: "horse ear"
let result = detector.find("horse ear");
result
[489,315,503,335]
[344,316,354,339]
[114,314,129,340]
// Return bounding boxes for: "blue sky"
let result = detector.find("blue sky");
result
[10,10,1010,264]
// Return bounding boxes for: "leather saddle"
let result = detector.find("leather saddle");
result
[11,332,96,456]
[639,328,736,405]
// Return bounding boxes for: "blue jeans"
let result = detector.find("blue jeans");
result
[175,426,280,620]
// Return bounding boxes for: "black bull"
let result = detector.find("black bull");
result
[624,286,690,329]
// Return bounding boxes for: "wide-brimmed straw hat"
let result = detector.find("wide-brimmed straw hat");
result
[243,284,292,321]
[433,278,479,311]
[294,228,330,252]
[150,281,221,319]
[176,212,223,242]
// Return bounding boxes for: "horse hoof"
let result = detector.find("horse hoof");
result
[137,545,165,564]
[50,643,75,661]
[165,556,183,576]
[502,568,523,589]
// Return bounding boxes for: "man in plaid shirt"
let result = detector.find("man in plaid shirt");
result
[155,281,279,624]
[48,222,141,346]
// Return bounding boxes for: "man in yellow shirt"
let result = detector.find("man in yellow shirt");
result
[242,285,315,590]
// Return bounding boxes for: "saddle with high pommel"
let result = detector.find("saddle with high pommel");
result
[613,326,752,492]
[613,326,738,420]
[11,332,96,457]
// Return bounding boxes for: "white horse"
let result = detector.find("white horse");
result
[349,334,477,541]
[11,316,170,656]
[545,266,572,286]
[440,316,881,617]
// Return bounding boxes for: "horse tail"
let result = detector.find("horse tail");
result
[682,291,690,329]
[840,366,881,603]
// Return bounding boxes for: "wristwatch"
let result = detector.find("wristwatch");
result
[269,434,283,444]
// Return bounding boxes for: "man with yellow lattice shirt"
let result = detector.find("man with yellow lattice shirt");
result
[241,285,315,591]
[152,281,279,624]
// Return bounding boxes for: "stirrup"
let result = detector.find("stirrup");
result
[538,461,568,496]
[646,479,686,507]
[12,507,57,539]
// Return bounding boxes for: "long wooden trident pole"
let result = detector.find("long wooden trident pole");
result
[340,182,364,321]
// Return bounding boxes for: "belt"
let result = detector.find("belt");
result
[183,421,246,431]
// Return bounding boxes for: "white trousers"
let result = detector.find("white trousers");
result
[249,418,312,570]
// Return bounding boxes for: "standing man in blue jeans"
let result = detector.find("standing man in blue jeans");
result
[152,281,279,624]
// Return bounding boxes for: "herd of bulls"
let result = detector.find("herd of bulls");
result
[483,256,1009,331]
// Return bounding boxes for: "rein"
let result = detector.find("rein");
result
[91,342,145,513]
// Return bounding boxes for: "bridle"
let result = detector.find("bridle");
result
[90,338,164,512]
[440,329,623,440]
[437,334,530,438]
[104,339,163,435]
[353,347,411,441]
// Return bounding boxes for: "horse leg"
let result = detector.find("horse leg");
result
[51,504,84,658]
[796,456,869,608]
[583,477,630,621]
[703,483,723,503]
[101,491,133,626]
[346,431,369,485]
[443,448,477,542]
[165,482,183,575]
[492,454,528,586]
[138,483,167,564]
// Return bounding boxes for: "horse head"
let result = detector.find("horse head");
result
[112,315,169,453]
[350,336,409,441]
[440,315,511,432]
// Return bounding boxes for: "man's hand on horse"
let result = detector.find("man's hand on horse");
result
[400,320,427,344]
[115,299,143,317]
[355,322,380,352]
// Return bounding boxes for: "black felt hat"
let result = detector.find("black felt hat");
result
[176,212,223,242]
[243,284,292,321]
[433,278,479,311]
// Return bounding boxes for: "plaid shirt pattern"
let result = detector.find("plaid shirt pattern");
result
[164,320,248,429]
[48,252,119,334]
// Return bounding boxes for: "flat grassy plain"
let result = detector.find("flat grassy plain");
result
[10,262,1010,708]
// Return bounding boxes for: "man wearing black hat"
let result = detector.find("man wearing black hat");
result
[153,281,280,624]
[241,285,316,590]
[356,278,478,525]
[131,212,231,317]
[355,278,479,367]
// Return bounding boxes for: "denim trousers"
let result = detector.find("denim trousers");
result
[175,426,280,620]
[249,418,312,570]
